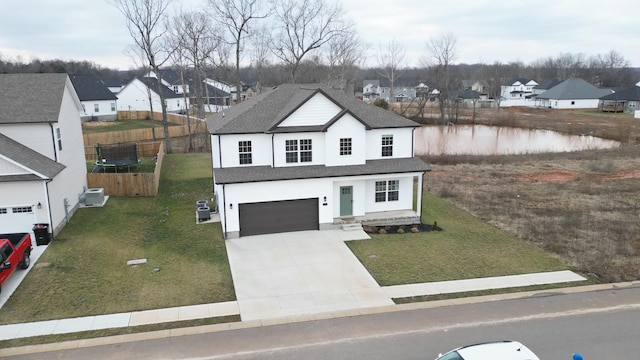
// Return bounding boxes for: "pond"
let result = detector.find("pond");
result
[413,125,620,156]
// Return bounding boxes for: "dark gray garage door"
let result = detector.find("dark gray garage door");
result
[239,198,319,237]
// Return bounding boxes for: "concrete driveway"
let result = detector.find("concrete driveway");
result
[225,229,394,321]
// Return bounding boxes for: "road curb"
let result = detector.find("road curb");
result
[2,281,638,357]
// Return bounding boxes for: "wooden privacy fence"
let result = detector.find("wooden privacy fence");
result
[83,111,208,146]
[85,141,161,161]
[87,142,166,196]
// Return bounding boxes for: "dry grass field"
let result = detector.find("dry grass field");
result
[412,106,640,282]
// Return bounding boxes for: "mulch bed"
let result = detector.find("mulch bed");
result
[363,222,442,235]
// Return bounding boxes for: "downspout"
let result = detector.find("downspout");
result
[49,123,58,162]
[222,184,227,239]
[271,133,275,166]
[45,180,54,237]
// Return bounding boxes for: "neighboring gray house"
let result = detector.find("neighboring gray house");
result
[599,85,640,113]
[531,79,561,97]
[362,80,380,102]
[69,74,118,121]
[535,78,613,109]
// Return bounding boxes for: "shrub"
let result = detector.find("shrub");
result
[373,99,389,110]
[378,228,387,234]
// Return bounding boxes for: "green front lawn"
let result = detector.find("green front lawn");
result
[347,192,568,286]
[0,153,233,325]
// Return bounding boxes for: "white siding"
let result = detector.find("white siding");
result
[0,123,56,159]
[273,132,325,167]
[278,93,341,127]
[325,114,366,166]
[365,176,414,212]
[365,128,415,160]
[552,99,600,109]
[116,79,187,113]
[0,157,30,175]
[216,134,273,168]
[0,181,49,235]
[80,99,117,120]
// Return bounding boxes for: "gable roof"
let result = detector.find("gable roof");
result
[189,80,231,98]
[505,77,532,86]
[138,77,182,99]
[0,133,65,181]
[69,74,118,101]
[534,79,561,90]
[158,69,181,85]
[207,84,420,135]
[600,86,640,101]
[0,73,72,124]
[536,78,612,100]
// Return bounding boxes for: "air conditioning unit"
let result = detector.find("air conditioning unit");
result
[85,188,105,206]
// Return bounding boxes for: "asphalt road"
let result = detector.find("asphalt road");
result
[5,284,640,359]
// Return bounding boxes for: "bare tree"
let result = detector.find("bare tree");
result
[249,24,272,90]
[424,32,457,124]
[112,0,175,153]
[271,0,350,83]
[124,44,158,140]
[377,39,406,108]
[209,0,270,103]
[325,27,366,91]
[588,50,633,87]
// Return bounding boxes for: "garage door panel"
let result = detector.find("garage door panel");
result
[239,198,318,237]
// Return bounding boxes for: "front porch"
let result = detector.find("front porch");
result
[333,210,421,227]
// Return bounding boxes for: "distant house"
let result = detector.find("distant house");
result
[189,79,231,112]
[500,78,538,100]
[461,80,489,100]
[532,79,561,97]
[0,74,88,237]
[599,85,640,113]
[362,80,381,102]
[535,78,613,109]
[145,69,189,95]
[207,83,430,239]
[449,89,480,105]
[69,74,118,121]
[117,77,187,113]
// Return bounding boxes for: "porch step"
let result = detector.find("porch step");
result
[341,223,363,231]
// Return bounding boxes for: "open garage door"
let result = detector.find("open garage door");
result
[239,198,319,237]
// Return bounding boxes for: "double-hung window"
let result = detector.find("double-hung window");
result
[381,135,393,157]
[238,141,252,165]
[375,180,399,202]
[285,139,312,163]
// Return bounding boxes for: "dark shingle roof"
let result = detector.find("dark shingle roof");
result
[0,73,69,124]
[214,158,430,184]
[537,78,612,100]
[158,69,181,85]
[139,77,182,99]
[600,86,640,101]
[69,74,118,101]
[534,79,561,90]
[0,133,65,180]
[206,83,421,134]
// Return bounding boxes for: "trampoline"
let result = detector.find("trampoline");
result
[93,142,141,173]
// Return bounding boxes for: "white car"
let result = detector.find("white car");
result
[435,340,540,360]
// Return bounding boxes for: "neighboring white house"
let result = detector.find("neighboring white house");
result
[145,69,189,95]
[535,78,613,109]
[207,83,430,239]
[117,77,187,113]
[500,78,538,100]
[362,80,380,102]
[69,74,118,121]
[0,73,88,238]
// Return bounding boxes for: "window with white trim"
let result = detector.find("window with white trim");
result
[56,128,62,151]
[375,180,399,202]
[238,141,252,165]
[94,104,99,113]
[285,139,312,163]
[381,135,393,157]
[111,102,116,111]
[0,208,7,214]
[340,138,352,155]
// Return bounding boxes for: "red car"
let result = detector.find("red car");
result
[0,233,33,293]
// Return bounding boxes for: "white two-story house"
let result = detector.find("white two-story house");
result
[0,73,88,238]
[207,84,430,239]
[500,78,538,100]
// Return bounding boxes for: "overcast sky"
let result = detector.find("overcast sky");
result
[0,0,637,70]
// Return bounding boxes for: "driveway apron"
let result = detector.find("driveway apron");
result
[225,229,394,320]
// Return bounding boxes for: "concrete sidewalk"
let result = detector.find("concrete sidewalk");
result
[0,270,585,341]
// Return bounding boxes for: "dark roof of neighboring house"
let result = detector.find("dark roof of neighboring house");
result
[139,77,182,99]
[536,78,612,100]
[207,83,421,135]
[0,133,65,181]
[505,77,534,86]
[158,69,181,85]
[534,79,561,90]
[0,73,70,124]
[213,158,430,184]
[188,80,231,98]
[600,86,640,101]
[69,74,118,101]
